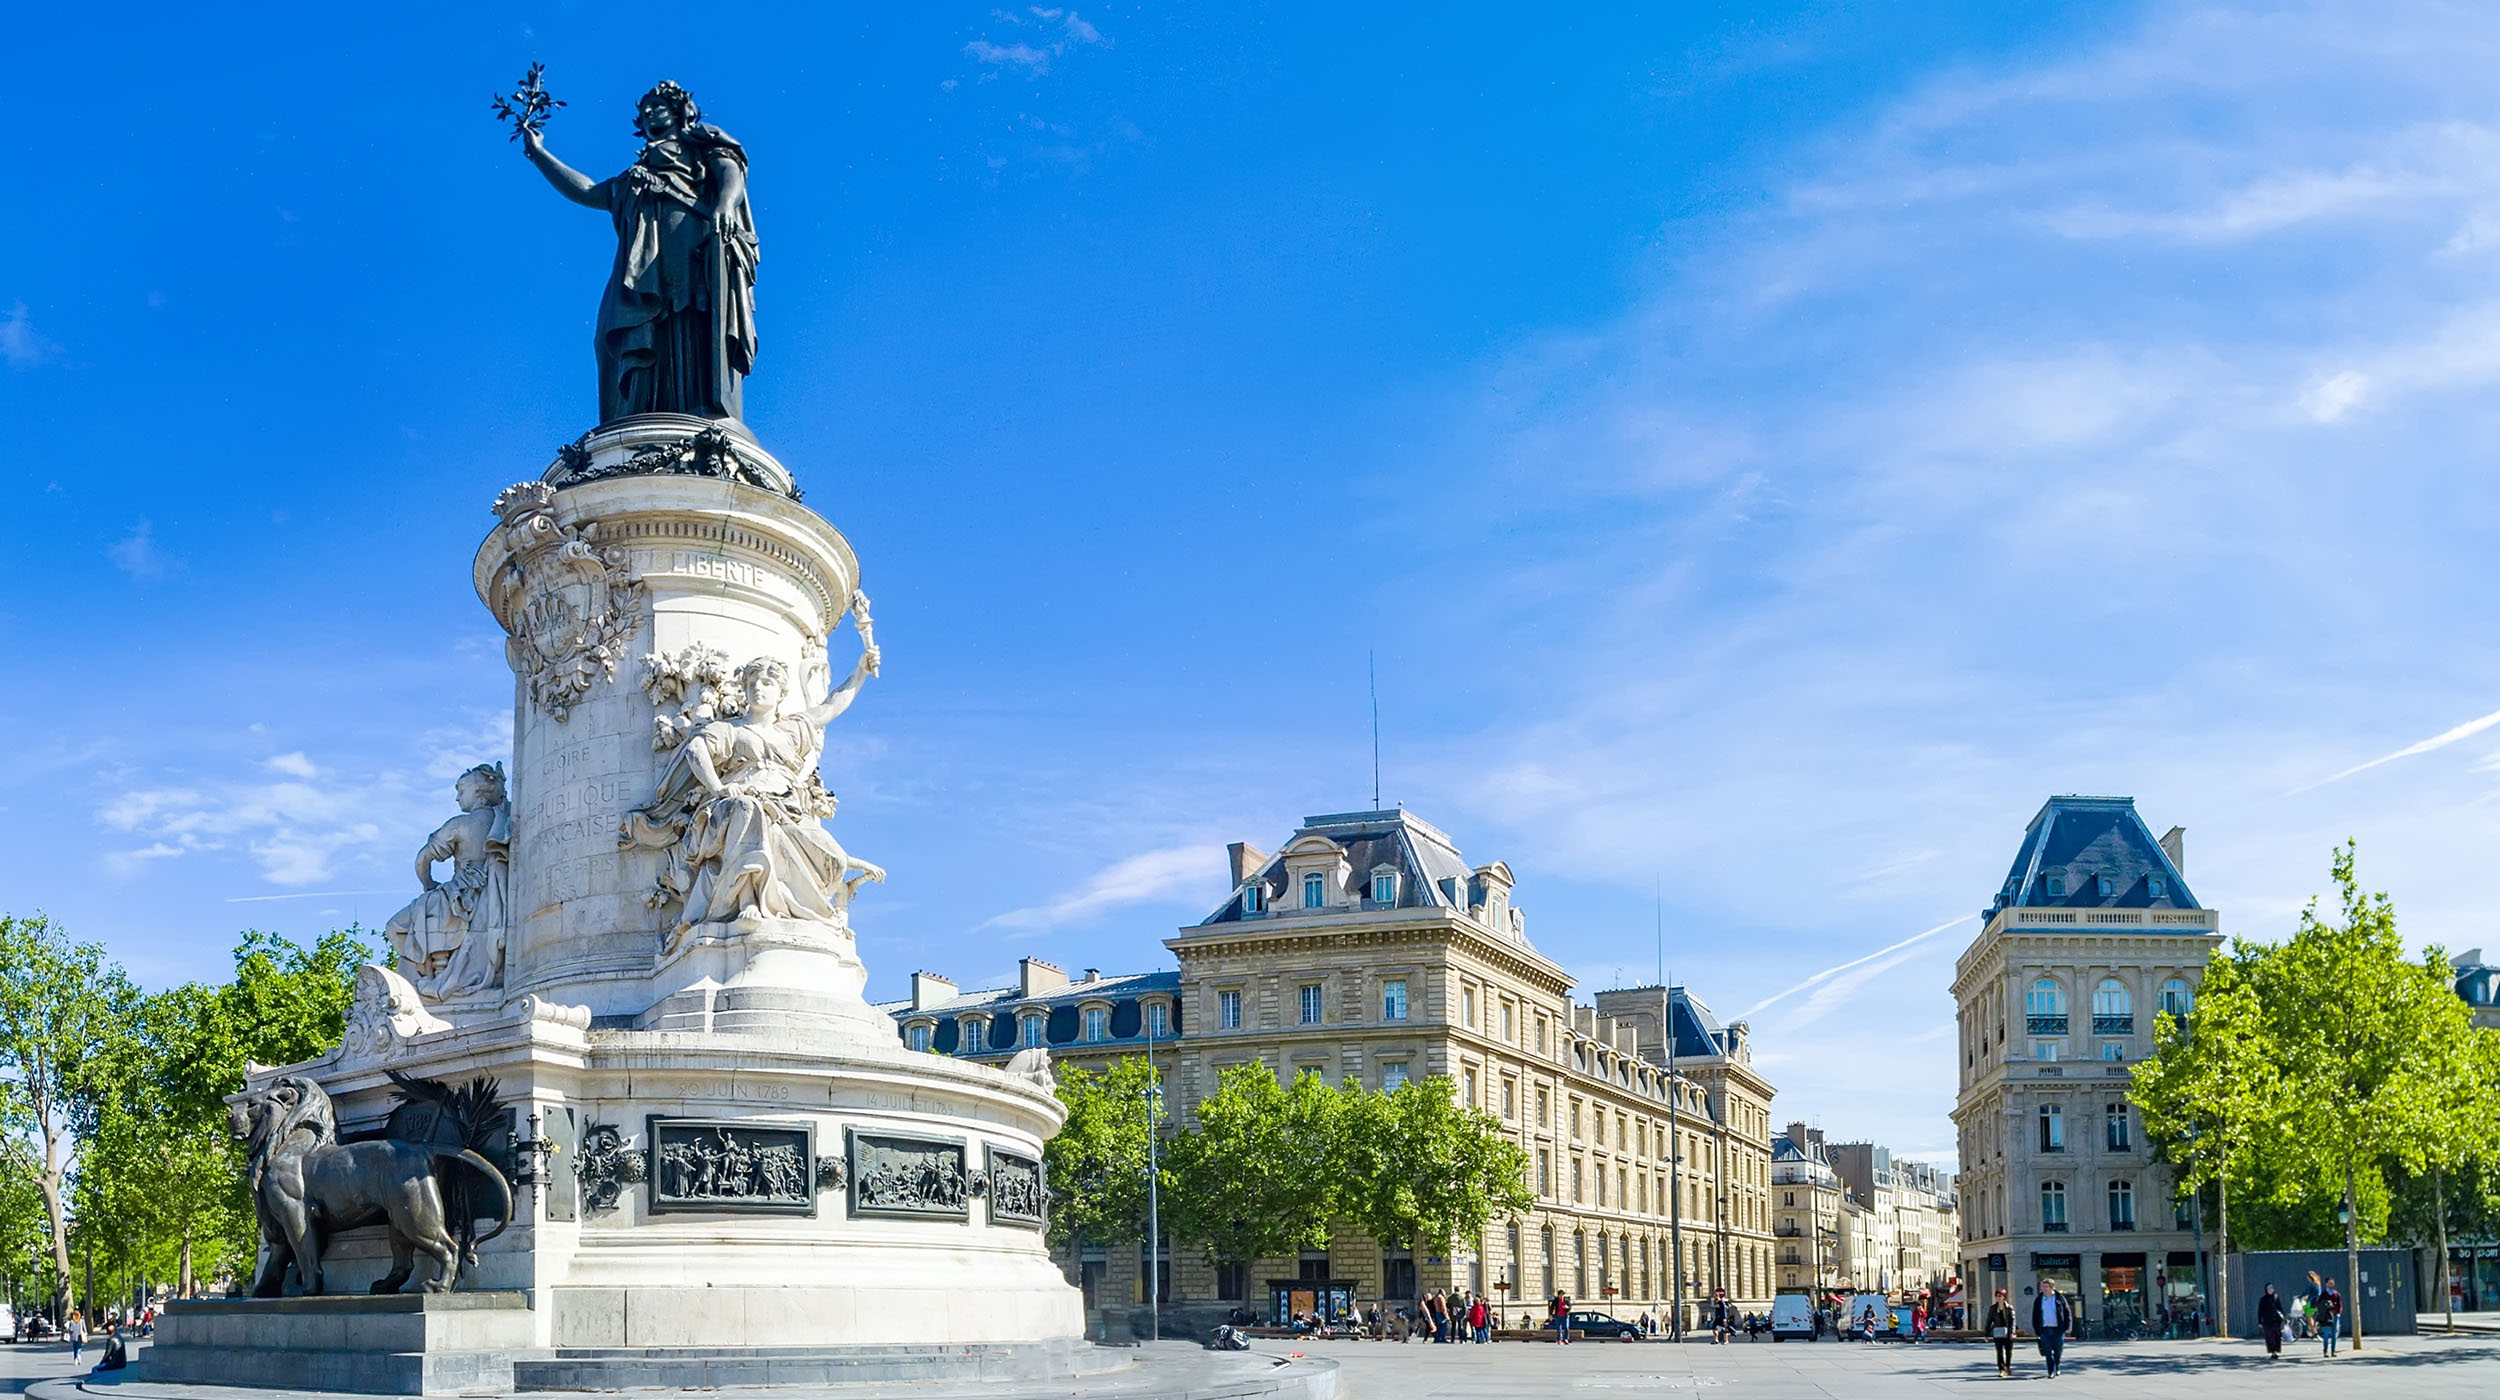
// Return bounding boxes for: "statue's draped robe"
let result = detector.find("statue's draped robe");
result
[384,803,510,999]
[594,124,757,423]
[624,712,854,934]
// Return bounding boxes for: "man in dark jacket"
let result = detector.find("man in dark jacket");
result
[2257,1285,2287,1360]
[2032,1279,2075,1378]
[2317,1280,2342,1358]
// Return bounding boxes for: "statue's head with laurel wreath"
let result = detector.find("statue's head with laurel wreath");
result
[633,81,702,143]
[734,657,793,719]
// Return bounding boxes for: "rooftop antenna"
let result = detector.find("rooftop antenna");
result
[1369,651,1382,812]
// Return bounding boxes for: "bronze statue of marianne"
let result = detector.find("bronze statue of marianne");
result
[521,82,758,424]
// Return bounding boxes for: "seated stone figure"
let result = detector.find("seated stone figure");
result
[622,650,885,946]
[385,763,510,1000]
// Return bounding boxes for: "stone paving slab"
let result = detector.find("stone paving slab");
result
[26,1340,1337,1400]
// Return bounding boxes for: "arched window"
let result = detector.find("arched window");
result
[2158,979,2193,1017]
[2026,978,2068,1037]
[1302,872,1326,908]
[2108,1179,2135,1231]
[2040,1181,2068,1231]
[2092,978,2133,1035]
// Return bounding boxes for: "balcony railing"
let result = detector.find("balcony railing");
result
[2027,1016,2069,1036]
[2092,1015,2134,1036]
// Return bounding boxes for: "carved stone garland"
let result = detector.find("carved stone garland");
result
[490,482,646,722]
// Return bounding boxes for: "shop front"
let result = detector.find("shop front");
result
[2098,1252,2147,1334]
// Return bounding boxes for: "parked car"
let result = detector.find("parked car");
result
[1547,1310,1645,1341]
[1769,1292,1819,1341]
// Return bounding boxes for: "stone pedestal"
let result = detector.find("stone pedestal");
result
[236,416,1084,1384]
[146,1294,533,1395]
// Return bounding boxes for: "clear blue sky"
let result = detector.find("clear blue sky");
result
[9,2,2500,1163]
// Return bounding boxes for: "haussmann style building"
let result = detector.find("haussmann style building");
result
[881,808,1780,1331]
[1949,795,2221,1333]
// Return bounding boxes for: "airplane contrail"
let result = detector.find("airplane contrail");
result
[2289,705,2500,794]
[1737,914,1973,1020]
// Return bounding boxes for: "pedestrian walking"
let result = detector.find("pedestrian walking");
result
[2032,1280,2073,1379]
[1911,1301,1928,1343]
[66,1311,85,1362]
[1551,1289,1574,1345]
[2256,1285,2286,1361]
[2317,1279,2342,1358]
[1987,1288,2016,1378]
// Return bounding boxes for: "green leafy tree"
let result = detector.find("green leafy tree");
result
[1165,1064,1342,1273]
[2132,949,2280,1337]
[2386,1024,2500,1328]
[0,915,140,1318]
[1332,1075,1532,1257]
[2253,843,2482,1349]
[1046,1057,1164,1252]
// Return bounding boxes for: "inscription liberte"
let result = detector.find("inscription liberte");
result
[646,551,779,590]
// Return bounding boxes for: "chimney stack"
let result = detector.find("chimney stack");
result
[2159,825,2185,873]
[1227,842,1267,886]
[1018,958,1067,997]
[910,971,956,1011]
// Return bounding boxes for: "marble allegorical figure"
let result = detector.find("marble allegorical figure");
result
[522,81,757,424]
[621,649,886,946]
[385,764,510,1000]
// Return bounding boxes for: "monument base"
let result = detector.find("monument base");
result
[145,1294,533,1395]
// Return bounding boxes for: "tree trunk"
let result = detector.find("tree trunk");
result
[38,1166,70,1320]
[179,1234,194,1300]
[2434,1167,2452,1334]
[2344,1160,2362,1351]
[2216,1173,2231,1340]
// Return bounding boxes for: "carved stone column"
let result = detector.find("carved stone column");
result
[475,417,873,1032]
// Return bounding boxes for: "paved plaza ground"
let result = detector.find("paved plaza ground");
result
[4,1329,2499,1398]
[1309,1329,2500,1400]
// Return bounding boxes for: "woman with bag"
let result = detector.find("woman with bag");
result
[1987,1289,2016,1377]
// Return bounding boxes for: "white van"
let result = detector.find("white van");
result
[1769,1292,1818,1341]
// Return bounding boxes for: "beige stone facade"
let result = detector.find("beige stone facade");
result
[885,809,1779,1329]
[1950,797,2221,1332]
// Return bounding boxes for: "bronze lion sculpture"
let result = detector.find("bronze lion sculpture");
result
[230,1074,512,1296]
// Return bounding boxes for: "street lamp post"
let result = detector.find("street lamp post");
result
[1145,1010,1165,1343]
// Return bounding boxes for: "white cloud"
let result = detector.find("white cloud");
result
[981,844,1224,933]
[0,302,57,369]
[964,7,1108,78]
[2291,705,2500,793]
[97,765,419,888]
[264,752,319,779]
[107,521,179,581]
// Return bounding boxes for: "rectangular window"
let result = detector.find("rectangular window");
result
[1242,883,1264,915]
[1572,1159,1585,1203]
[1536,1020,1547,1052]
[2039,1105,2064,1152]
[1595,1166,1605,1206]
[1502,1081,1516,1117]
[1537,1150,1551,1195]
[1463,1067,1477,1105]
[1083,1008,1107,1042]
[1299,984,1323,1025]
[1022,1018,1044,1048]
[1383,1062,1409,1091]
[2101,1042,2125,1061]
[1538,1088,1549,1127]
[2106,1104,2132,1151]
[1218,990,1242,1030]
[2033,1040,2060,1062]
[1463,987,1476,1026]
[1147,1001,1169,1038]
[1502,1004,1514,1040]
[1371,871,1397,903]
[1382,979,1408,1021]
[1302,871,1326,908]
[907,1024,930,1052]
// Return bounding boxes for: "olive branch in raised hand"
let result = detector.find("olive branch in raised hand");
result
[491,62,565,141]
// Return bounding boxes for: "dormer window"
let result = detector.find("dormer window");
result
[2148,875,2166,898]
[1242,882,1265,915]
[1302,872,1327,908]
[1020,1015,1045,1048]
[906,1023,931,1052]
[1371,869,1399,904]
[1083,1007,1108,1042]
[1147,1000,1170,1038]
[2045,869,2069,897]
[2096,874,2115,898]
